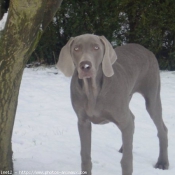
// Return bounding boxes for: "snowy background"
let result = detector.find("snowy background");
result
[12,67,175,175]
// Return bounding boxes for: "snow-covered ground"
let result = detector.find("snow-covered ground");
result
[0,12,8,31]
[12,67,175,175]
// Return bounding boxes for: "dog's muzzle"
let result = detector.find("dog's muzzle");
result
[78,61,93,79]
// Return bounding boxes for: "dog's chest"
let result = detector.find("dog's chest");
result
[86,98,109,124]
[71,76,113,124]
[75,92,109,124]
[83,83,105,117]
[85,97,100,117]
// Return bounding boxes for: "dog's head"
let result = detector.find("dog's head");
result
[56,34,117,79]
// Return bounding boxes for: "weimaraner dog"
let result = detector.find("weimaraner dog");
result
[56,34,169,175]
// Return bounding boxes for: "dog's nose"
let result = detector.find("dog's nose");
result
[80,61,92,71]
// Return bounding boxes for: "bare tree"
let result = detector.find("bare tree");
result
[0,0,63,171]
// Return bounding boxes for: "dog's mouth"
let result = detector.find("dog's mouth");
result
[78,71,93,79]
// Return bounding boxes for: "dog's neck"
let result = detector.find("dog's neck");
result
[83,78,99,99]
[76,66,104,117]
[82,66,103,99]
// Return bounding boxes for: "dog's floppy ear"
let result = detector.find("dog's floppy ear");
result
[100,36,117,77]
[56,37,74,77]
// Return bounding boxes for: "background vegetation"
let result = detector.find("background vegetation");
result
[1,0,175,70]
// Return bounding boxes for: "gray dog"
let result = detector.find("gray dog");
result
[56,34,169,175]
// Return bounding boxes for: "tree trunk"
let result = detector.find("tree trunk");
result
[0,0,62,171]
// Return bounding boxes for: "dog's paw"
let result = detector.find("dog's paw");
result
[155,161,169,170]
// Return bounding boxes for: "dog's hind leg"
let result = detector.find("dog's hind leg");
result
[142,81,169,169]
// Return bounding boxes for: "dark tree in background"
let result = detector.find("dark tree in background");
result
[31,0,175,70]
[121,0,175,70]
[29,0,122,65]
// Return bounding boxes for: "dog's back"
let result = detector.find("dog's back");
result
[114,44,160,96]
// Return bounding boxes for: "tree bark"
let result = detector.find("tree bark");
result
[0,0,62,171]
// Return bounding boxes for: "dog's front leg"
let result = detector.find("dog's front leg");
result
[120,114,135,175]
[78,119,92,175]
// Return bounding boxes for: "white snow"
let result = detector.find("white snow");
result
[0,12,8,31]
[12,67,175,175]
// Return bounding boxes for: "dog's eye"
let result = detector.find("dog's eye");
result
[94,46,99,50]
[74,47,79,51]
